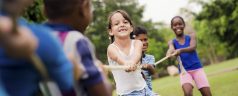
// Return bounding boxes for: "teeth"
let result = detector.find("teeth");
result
[119,29,126,32]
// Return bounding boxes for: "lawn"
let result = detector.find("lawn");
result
[152,58,238,96]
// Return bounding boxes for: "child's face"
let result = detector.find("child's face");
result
[135,34,148,52]
[109,13,133,39]
[171,17,185,36]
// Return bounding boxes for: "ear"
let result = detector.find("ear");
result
[129,25,134,33]
[79,0,90,18]
[108,29,113,36]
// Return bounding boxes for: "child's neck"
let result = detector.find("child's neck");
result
[176,34,185,41]
[114,37,131,48]
[48,19,84,33]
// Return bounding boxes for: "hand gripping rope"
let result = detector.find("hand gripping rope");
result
[103,53,187,75]
[103,55,171,70]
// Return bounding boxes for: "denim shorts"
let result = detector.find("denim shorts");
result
[120,86,153,96]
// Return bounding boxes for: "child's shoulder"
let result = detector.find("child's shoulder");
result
[107,44,117,53]
[67,31,84,39]
[133,39,143,46]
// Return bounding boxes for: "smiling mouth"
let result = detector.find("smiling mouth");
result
[176,29,182,32]
[119,29,127,32]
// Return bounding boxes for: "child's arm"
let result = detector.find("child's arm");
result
[141,55,156,75]
[142,64,156,75]
[107,40,143,71]
[128,40,143,65]
[107,45,126,65]
[166,40,175,57]
[0,16,38,58]
[173,32,197,55]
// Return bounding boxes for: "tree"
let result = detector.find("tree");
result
[23,0,45,23]
[195,0,238,59]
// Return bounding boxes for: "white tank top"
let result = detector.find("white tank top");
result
[108,40,146,95]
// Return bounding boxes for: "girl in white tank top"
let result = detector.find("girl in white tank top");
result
[108,40,146,95]
[106,10,148,96]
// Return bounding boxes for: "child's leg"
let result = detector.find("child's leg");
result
[199,87,212,96]
[182,84,193,96]
[192,68,212,96]
[180,72,194,96]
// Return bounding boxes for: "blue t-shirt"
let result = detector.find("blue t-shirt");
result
[0,80,8,96]
[44,23,103,93]
[173,35,202,71]
[0,18,74,96]
[142,54,155,91]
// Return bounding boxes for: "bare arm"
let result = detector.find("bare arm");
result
[166,40,175,57]
[127,40,143,65]
[107,40,143,71]
[142,64,156,75]
[107,40,143,65]
[0,16,38,58]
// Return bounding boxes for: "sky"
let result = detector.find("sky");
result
[138,0,202,24]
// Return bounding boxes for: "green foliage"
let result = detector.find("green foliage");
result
[23,0,45,23]
[195,0,238,58]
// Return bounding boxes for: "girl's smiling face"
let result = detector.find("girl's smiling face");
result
[109,12,133,39]
[171,17,185,36]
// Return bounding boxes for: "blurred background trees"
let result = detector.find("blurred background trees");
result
[23,0,238,77]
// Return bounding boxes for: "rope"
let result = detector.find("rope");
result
[103,55,171,70]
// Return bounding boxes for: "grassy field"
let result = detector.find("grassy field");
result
[152,58,238,96]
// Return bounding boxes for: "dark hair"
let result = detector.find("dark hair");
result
[134,26,147,36]
[43,0,81,19]
[170,16,185,28]
[107,10,134,43]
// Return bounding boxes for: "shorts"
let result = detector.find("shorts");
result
[120,86,153,96]
[180,68,210,89]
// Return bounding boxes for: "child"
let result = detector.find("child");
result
[0,0,75,96]
[166,16,212,96]
[107,10,151,96]
[43,0,111,96]
[134,26,159,96]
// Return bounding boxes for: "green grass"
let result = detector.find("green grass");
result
[152,58,238,96]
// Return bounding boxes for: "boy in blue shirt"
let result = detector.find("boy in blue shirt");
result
[134,26,159,96]
[43,0,111,95]
[0,0,75,95]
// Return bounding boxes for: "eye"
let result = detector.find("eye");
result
[144,38,148,41]
[179,22,184,26]
[124,20,129,24]
[113,22,119,26]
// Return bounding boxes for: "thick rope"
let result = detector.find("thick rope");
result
[103,55,171,70]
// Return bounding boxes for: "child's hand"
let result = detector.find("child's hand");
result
[166,50,175,57]
[172,49,181,56]
[142,64,151,70]
[0,16,38,58]
[125,64,137,72]
[0,16,13,33]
